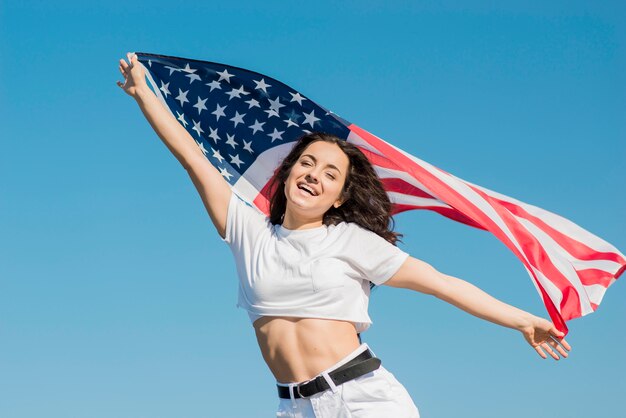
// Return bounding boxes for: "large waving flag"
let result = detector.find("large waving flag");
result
[134,52,625,335]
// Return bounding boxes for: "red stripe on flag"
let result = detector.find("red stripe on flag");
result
[381,177,438,200]
[348,123,570,333]
[577,269,615,288]
[469,184,583,320]
[497,199,626,265]
[392,204,485,228]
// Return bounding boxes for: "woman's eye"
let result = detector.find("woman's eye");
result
[326,173,335,180]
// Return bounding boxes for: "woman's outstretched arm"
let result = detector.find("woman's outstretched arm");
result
[117,52,232,238]
[384,256,572,360]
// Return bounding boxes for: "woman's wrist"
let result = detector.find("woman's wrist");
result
[133,84,153,102]
[514,311,536,332]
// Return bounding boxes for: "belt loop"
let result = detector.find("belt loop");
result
[289,385,297,408]
[321,371,338,393]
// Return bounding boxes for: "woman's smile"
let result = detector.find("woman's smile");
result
[281,140,350,229]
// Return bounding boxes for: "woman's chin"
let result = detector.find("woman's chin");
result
[286,198,329,217]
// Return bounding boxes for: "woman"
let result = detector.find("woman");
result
[117,52,571,417]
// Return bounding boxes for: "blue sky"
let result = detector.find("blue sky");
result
[1,1,625,417]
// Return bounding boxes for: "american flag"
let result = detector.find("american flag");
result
[135,52,625,335]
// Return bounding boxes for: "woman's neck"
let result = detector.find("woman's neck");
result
[281,211,323,231]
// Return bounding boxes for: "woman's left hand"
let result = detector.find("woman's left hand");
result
[520,316,571,360]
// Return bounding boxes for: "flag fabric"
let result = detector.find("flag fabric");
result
[134,52,625,335]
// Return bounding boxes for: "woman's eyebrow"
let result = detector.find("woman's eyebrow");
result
[301,154,342,174]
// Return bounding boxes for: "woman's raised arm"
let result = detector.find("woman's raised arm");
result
[117,52,232,238]
[384,256,572,360]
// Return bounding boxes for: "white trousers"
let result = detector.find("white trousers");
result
[276,343,420,418]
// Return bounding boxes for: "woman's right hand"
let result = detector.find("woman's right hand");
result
[117,52,147,98]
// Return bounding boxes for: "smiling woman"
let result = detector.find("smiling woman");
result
[118,52,571,418]
[266,132,403,246]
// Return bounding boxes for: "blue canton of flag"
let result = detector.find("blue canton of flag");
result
[136,52,350,206]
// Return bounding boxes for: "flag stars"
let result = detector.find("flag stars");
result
[230,111,246,128]
[219,167,233,181]
[159,81,171,98]
[194,96,208,115]
[181,64,196,73]
[175,88,190,107]
[229,154,244,169]
[283,118,299,128]
[176,111,188,127]
[195,140,209,155]
[243,139,254,153]
[226,85,250,100]
[264,109,280,119]
[211,147,224,163]
[212,104,227,121]
[217,69,234,83]
[207,80,222,92]
[186,73,201,84]
[225,133,239,148]
[182,64,201,84]
[302,110,320,128]
[249,119,265,135]
[208,127,220,143]
[289,92,306,105]
[192,119,204,137]
[165,65,181,76]
[254,78,271,93]
[268,96,285,113]
[268,128,285,142]
[245,98,260,109]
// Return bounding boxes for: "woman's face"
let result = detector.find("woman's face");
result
[283,140,350,222]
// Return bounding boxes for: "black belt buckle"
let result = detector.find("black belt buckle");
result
[295,382,308,398]
[296,377,318,398]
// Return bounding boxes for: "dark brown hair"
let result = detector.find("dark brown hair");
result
[266,132,402,245]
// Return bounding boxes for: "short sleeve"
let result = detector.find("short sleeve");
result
[221,192,271,251]
[349,226,410,286]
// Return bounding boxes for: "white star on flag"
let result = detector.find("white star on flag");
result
[175,89,189,107]
[254,78,271,93]
[211,148,224,163]
[194,97,208,115]
[302,110,320,128]
[229,154,244,168]
[249,119,265,134]
[225,133,238,148]
[216,69,234,83]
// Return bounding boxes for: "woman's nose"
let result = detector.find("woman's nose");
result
[305,172,319,183]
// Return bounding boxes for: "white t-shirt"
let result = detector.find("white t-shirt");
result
[222,192,410,333]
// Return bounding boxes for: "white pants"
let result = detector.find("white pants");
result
[276,343,420,418]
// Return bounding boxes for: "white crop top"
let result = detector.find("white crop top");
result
[221,192,410,333]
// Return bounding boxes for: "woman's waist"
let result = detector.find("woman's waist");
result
[253,316,361,383]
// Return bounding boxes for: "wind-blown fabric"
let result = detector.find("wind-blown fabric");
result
[135,52,625,335]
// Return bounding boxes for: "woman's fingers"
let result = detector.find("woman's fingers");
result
[558,338,572,351]
[534,345,547,359]
[541,342,559,360]
[548,337,570,358]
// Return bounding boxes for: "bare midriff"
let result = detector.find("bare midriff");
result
[253,316,361,384]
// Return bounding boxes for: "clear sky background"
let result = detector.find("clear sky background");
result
[1,1,625,417]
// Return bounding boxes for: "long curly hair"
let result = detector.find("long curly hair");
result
[266,132,402,246]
